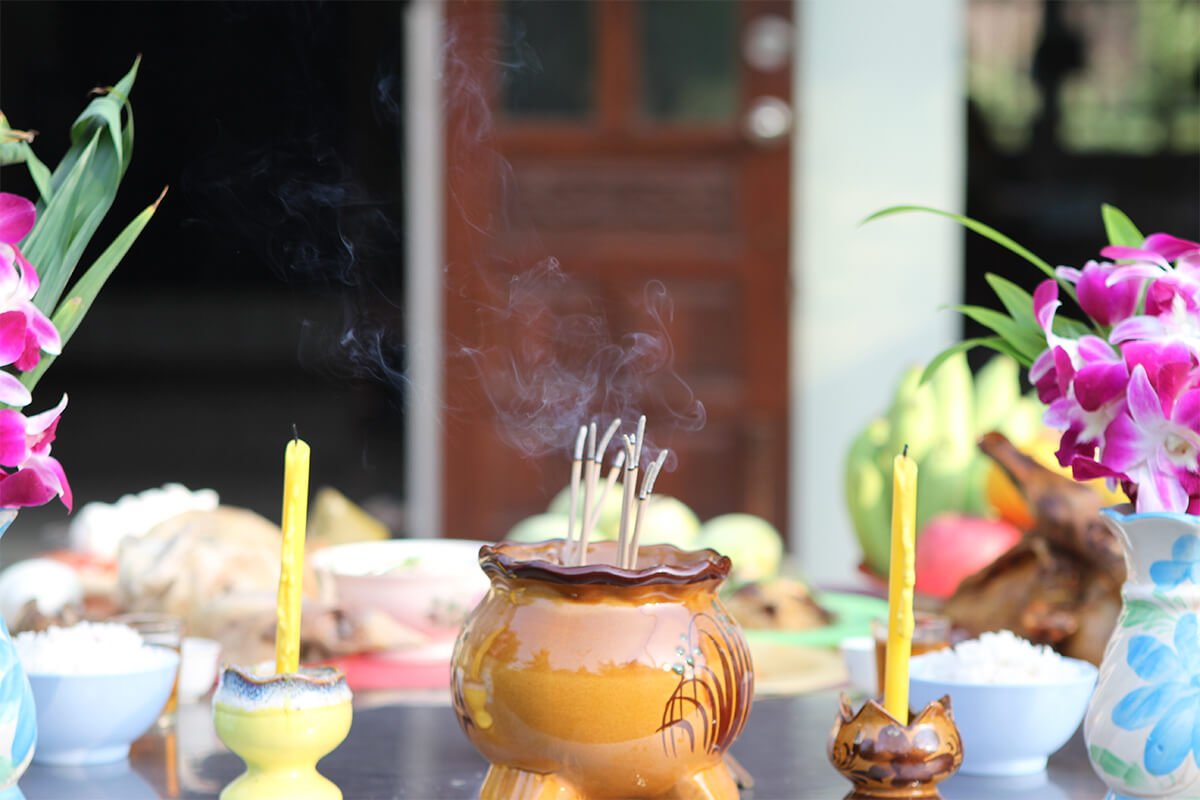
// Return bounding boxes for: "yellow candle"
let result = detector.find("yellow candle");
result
[884,448,918,724]
[275,436,310,675]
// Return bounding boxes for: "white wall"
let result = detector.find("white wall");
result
[404,0,445,540]
[792,0,966,585]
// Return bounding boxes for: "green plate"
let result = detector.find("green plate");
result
[742,591,887,649]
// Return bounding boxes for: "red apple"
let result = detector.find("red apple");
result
[914,513,1022,599]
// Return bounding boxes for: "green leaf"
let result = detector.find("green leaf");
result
[948,304,1046,362]
[23,148,52,201]
[20,192,163,393]
[1101,204,1144,249]
[921,337,1028,384]
[864,205,1058,281]
[984,273,1037,330]
[1053,316,1095,340]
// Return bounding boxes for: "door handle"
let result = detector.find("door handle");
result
[744,96,792,146]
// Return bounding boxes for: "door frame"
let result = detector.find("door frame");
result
[405,0,967,585]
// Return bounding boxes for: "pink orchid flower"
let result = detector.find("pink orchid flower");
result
[0,394,71,510]
[1100,363,1200,513]
[0,193,62,406]
[1030,280,1129,466]
[1100,234,1200,362]
[1057,260,1142,327]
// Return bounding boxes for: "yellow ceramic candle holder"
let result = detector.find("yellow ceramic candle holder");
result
[213,664,352,800]
[827,693,962,799]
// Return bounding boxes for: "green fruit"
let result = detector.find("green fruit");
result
[928,351,974,461]
[845,418,892,576]
[504,513,569,543]
[697,513,784,583]
[885,366,937,463]
[547,483,624,541]
[973,354,1021,437]
[634,496,701,549]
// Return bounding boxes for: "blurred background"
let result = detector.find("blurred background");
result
[0,0,1197,582]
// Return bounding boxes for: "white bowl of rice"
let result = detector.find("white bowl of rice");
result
[15,622,180,765]
[908,630,1098,776]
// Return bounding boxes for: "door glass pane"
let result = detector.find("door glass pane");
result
[502,0,593,119]
[639,0,738,122]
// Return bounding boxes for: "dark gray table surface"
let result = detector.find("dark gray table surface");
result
[17,689,1108,800]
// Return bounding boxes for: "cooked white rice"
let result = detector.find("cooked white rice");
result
[14,622,175,675]
[912,629,1078,684]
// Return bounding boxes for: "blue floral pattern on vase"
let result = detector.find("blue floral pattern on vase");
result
[1149,535,1200,592]
[1112,613,1200,776]
[0,510,34,792]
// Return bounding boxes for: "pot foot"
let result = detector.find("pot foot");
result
[658,761,739,800]
[479,765,583,800]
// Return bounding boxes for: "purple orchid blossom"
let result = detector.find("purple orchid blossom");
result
[0,193,62,407]
[1100,364,1200,513]
[1102,235,1200,363]
[1030,231,1200,513]
[0,394,71,511]
[1057,259,1142,327]
[0,194,73,511]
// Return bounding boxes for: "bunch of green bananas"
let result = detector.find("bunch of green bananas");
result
[844,353,1044,577]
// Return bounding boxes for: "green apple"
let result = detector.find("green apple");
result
[547,485,623,541]
[634,496,701,549]
[697,513,784,583]
[504,513,570,543]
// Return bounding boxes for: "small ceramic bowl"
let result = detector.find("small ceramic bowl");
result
[310,539,490,639]
[838,635,877,696]
[178,637,221,702]
[27,646,180,765]
[908,653,1098,775]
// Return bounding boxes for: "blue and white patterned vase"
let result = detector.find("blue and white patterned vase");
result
[0,510,36,800]
[1084,506,1200,799]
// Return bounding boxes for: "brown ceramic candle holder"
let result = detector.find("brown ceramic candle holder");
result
[451,540,754,800]
[827,693,962,799]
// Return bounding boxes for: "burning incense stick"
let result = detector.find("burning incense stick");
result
[577,422,599,566]
[626,449,669,569]
[579,418,621,544]
[585,448,625,534]
[616,435,639,568]
[596,418,622,465]
[565,426,588,564]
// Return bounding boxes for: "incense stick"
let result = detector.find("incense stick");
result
[577,422,598,566]
[565,426,587,564]
[626,449,669,569]
[595,418,622,464]
[585,448,625,534]
[580,418,621,542]
[616,435,639,568]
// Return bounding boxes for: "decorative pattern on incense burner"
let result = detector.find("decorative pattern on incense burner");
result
[451,540,753,800]
[827,694,962,799]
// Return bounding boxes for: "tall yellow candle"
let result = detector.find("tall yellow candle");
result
[275,435,310,674]
[884,447,918,724]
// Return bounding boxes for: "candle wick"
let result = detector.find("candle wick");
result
[292,423,300,442]
[902,443,909,458]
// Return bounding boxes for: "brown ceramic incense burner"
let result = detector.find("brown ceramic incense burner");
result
[827,693,962,799]
[451,540,753,800]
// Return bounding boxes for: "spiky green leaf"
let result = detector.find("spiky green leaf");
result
[1101,204,1144,249]
[920,336,1027,384]
[948,304,1046,362]
[865,205,1057,279]
[984,273,1037,330]
[20,195,162,392]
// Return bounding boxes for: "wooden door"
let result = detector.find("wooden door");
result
[441,0,792,541]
